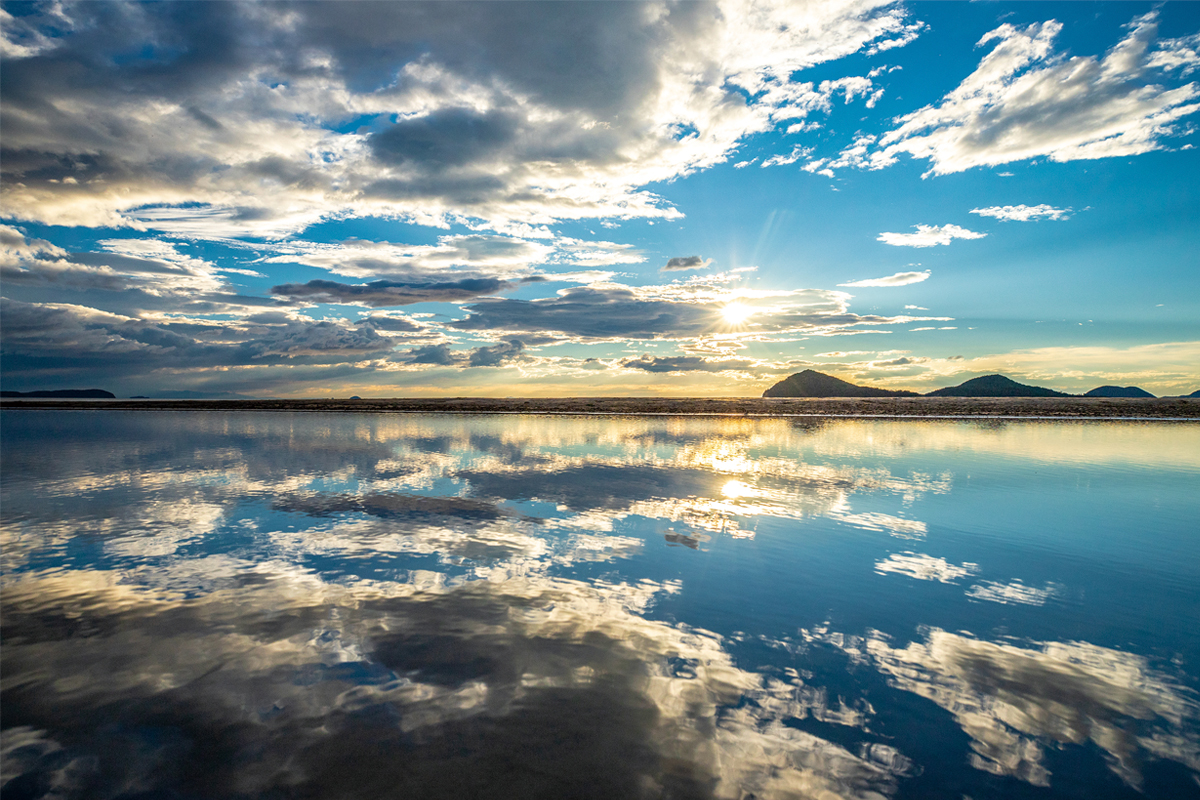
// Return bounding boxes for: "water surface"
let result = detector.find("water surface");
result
[2,412,1198,799]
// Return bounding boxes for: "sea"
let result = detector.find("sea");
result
[1,410,1198,799]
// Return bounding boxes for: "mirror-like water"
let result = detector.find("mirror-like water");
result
[2,411,1198,799]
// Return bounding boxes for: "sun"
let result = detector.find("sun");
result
[721,302,754,325]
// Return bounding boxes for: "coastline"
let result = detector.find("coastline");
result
[3,396,1198,419]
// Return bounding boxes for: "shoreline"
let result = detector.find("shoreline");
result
[3,396,1198,419]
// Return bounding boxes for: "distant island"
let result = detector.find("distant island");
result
[762,370,919,398]
[1084,385,1155,398]
[0,389,115,398]
[762,370,1164,398]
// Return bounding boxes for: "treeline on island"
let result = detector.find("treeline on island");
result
[761,370,1199,399]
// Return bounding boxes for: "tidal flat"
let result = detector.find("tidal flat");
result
[2,411,1198,799]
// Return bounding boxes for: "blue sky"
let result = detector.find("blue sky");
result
[2,0,1198,397]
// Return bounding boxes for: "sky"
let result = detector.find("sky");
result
[2,0,1198,398]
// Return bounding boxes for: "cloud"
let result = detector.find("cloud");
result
[662,256,713,272]
[839,270,930,287]
[861,12,1200,175]
[970,204,1072,221]
[467,339,525,368]
[0,297,402,391]
[761,144,813,167]
[271,277,531,308]
[619,355,756,373]
[877,225,985,248]
[0,1,919,234]
[449,281,944,342]
[261,235,556,281]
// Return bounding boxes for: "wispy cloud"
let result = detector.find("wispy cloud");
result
[970,204,1072,221]
[877,225,985,248]
[839,269,930,287]
[863,12,1200,175]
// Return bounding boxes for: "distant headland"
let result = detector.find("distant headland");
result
[0,389,115,398]
[761,370,1195,399]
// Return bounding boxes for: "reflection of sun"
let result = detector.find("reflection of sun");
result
[721,302,753,325]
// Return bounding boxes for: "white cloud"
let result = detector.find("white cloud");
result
[970,204,1072,221]
[859,12,1200,175]
[839,270,930,287]
[0,1,919,235]
[877,225,986,248]
[761,144,813,167]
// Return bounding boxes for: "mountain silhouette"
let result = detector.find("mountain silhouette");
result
[925,374,1071,397]
[762,370,919,398]
[0,389,115,398]
[1084,385,1155,398]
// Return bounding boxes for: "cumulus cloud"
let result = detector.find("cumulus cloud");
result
[839,270,930,287]
[662,256,713,272]
[0,0,919,234]
[877,225,985,248]
[970,204,1072,221]
[860,12,1200,175]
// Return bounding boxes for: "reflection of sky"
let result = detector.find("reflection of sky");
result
[2,411,1198,798]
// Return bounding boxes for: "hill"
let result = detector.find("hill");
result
[1084,385,1155,398]
[0,389,115,398]
[925,375,1071,398]
[762,370,919,398]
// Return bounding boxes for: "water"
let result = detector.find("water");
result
[2,411,1198,799]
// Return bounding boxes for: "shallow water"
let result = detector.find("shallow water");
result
[2,411,1198,799]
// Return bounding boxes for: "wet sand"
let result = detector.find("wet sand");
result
[3,396,1198,418]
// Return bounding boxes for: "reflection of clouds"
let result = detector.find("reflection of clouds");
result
[831,511,927,539]
[104,499,226,558]
[966,580,1061,606]
[875,552,978,583]
[3,567,910,800]
[806,627,1200,789]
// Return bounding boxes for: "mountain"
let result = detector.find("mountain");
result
[1175,389,1200,398]
[925,374,1071,398]
[762,370,919,398]
[1084,385,1155,398]
[0,389,115,398]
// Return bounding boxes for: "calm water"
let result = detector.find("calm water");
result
[2,411,1198,800]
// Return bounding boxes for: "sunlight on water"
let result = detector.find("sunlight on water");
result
[2,412,1198,799]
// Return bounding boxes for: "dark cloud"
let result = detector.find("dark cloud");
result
[0,297,397,391]
[370,108,521,170]
[450,285,718,340]
[403,343,461,366]
[468,339,525,367]
[620,354,755,373]
[270,277,520,307]
[662,256,711,271]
